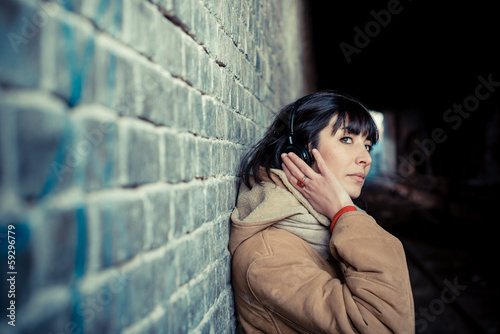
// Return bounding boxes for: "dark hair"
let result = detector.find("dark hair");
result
[238,90,379,187]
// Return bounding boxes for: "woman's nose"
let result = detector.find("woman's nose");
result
[356,146,372,166]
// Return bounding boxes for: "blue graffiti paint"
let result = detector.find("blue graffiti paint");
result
[61,0,74,11]
[39,117,73,200]
[62,23,95,107]
[74,206,87,278]
[113,0,123,36]
[71,286,84,333]
[96,0,111,24]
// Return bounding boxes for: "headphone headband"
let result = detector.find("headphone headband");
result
[283,95,312,166]
[288,95,311,144]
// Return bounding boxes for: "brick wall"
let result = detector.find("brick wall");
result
[0,0,311,333]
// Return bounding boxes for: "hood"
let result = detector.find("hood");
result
[229,168,330,255]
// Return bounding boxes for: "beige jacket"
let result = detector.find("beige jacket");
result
[229,169,415,333]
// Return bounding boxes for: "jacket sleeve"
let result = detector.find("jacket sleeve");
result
[246,211,415,334]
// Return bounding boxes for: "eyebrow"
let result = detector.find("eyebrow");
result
[337,127,372,142]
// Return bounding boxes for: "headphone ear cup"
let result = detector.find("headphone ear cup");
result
[283,144,311,166]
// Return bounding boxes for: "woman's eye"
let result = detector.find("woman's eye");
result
[340,137,352,144]
[341,136,372,152]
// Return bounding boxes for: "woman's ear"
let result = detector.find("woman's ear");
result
[307,142,314,156]
[307,143,319,172]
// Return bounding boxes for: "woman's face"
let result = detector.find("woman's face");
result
[311,116,373,199]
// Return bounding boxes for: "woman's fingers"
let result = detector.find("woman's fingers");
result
[282,150,354,219]
[281,162,293,182]
[281,152,314,179]
[282,161,304,192]
[281,158,299,182]
[281,153,312,193]
[311,149,331,176]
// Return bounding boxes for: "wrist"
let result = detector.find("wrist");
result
[329,200,354,220]
[330,205,357,232]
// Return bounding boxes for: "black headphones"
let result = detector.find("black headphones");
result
[282,96,312,166]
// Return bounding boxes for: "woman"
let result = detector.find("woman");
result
[229,91,415,333]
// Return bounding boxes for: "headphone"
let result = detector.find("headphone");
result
[282,96,312,166]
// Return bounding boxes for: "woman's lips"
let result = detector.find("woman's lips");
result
[348,173,365,183]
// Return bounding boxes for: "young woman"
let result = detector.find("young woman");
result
[229,91,415,333]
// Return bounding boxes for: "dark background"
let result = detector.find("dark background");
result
[309,0,499,110]
[308,1,499,333]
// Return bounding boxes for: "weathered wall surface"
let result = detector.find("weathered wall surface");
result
[0,0,310,332]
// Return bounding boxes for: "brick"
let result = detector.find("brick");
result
[183,34,201,89]
[229,76,239,112]
[117,118,160,186]
[187,275,207,330]
[194,137,212,179]
[153,15,183,76]
[87,190,145,268]
[16,287,73,334]
[122,0,158,58]
[93,35,143,118]
[112,48,141,117]
[202,9,219,57]
[193,224,213,273]
[232,114,243,144]
[145,249,169,306]
[135,60,176,127]
[182,133,197,181]
[29,202,81,286]
[165,290,189,334]
[190,89,204,135]
[215,103,227,140]
[160,128,183,183]
[172,0,193,32]
[204,260,218,306]
[173,81,192,131]
[212,63,223,101]
[220,69,233,106]
[122,306,166,334]
[238,116,248,146]
[161,131,196,182]
[204,180,218,221]
[162,246,177,300]
[39,7,97,106]
[125,256,156,324]
[190,181,207,230]
[170,184,193,238]
[201,95,216,138]
[199,52,213,95]
[0,92,70,198]
[142,183,171,249]
[210,286,233,334]
[210,142,222,177]
[77,269,132,333]
[190,0,207,45]
[80,0,124,39]
[71,105,119,192]
[225,110,235,143]
[0,0,43,88]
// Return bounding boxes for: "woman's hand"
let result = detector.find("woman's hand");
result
[281,149,354,220]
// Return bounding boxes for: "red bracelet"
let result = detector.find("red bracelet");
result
[330,206,357,232]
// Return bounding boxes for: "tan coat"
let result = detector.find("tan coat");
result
[229,169,415,333]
